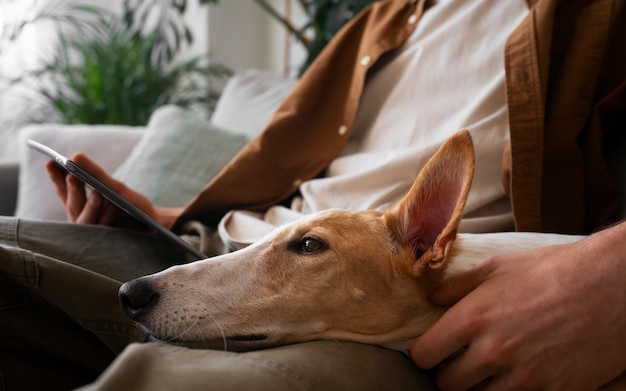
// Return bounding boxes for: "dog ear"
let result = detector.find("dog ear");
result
[384,129,475,274]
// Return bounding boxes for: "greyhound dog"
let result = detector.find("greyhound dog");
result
[119,129,588,353]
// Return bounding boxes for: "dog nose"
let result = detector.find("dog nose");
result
[119,277,159,320]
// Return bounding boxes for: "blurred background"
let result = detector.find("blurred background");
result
[0,0,375,161]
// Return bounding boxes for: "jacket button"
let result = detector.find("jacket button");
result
[293,179,302,188]
[408,14,417,24]
[338,125,348,136]
[360,55,371,66]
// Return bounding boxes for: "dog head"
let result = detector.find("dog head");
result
[119,129,475,350]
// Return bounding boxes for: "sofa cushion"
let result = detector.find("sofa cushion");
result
[211,69,297,138]
[113,105,249,208]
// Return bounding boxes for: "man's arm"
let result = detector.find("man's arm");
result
[411,221,626,390]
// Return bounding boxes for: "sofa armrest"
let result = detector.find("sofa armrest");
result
[0,162,19,216]
[15,124,144,220]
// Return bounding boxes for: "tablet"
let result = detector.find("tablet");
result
[27,139,206,260]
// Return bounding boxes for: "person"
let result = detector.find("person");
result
[0,0,624,390]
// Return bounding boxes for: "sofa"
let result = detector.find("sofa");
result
[0,69,297,220]
[0,162,18,216]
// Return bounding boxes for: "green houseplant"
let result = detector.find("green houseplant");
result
[123,0,217,67]
[6,0,230,126]
[38,19,230,125]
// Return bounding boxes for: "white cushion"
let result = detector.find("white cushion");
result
[15,124,143,220]
[211,69,297,138]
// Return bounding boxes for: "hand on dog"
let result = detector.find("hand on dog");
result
[410,222,626,391]
[46,153,182,229]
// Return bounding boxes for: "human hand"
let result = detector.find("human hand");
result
[46,152,180,229]
[410,223,626,390]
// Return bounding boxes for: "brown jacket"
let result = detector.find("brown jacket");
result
[177,0,626,235]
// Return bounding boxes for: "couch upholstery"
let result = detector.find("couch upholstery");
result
[0,162,18,215]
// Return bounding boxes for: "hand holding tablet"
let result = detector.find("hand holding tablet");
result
[28,139,206,259]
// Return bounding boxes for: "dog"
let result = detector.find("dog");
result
[118,129,584,350]
[120,129,625,387]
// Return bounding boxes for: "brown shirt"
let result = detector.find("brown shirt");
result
[177,0,625,235]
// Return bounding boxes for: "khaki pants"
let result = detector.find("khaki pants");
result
[0,217,435,390]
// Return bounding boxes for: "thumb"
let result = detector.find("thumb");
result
[430,260,495,306]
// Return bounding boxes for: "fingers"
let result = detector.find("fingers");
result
[411,260,497,370]
[48,159,108,224]
[64,174,87,222]
[47,159,89,222]
[67,176,120,225]
[411,308,471,370]
[46,160,68,201]
[46,151,160,230]
[433,346,496,391]
[47,152,125,224]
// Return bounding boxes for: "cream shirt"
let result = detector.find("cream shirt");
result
[219,0,529,250]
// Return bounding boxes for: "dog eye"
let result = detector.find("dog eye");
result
[299,237,327,254]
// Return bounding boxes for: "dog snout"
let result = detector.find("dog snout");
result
[119,277,159,320]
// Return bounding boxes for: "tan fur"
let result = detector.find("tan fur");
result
[120,130,623,387]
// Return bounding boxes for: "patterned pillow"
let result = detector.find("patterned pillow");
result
[113,105,249,207]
